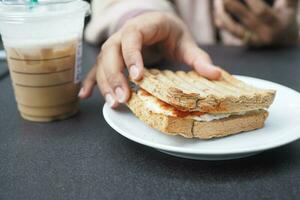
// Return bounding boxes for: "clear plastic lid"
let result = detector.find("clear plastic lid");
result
[0,0,90,22]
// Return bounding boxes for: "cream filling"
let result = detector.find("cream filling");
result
[192,113,232,122]
[138,91,248,122]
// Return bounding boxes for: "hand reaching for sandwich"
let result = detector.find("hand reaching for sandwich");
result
[78,12,221,108]
[214,0,299,45]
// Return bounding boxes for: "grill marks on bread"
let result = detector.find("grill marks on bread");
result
[134,68,276,113]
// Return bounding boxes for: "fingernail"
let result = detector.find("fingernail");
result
[105,94,116,107]
[211,65,222,73]
[115,87,126,103]
[129,65,139,80]
[78,87,85,97]
[209,65,222,79]
[202,62,217,69]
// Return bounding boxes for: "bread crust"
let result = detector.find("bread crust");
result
[127,92,268,139]
[133,69,276,113]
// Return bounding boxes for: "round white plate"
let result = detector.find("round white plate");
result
[103,76,300,160]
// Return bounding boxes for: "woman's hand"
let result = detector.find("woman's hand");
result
[79,11,221,107]
[214,0,299,45]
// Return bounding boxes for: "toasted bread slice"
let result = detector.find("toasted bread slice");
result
[132,68,276,113]
[127,92,268,139]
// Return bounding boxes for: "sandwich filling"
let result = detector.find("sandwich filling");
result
[137,89,249,122]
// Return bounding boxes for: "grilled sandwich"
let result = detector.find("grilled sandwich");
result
[127,68,276,139]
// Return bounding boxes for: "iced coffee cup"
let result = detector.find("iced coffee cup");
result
[0,0,89,122]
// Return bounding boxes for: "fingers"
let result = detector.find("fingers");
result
[97,66,118,108]
[224,0,263,33]
[245,0,277,25]
[134,11,220,80]
[224,0,251,21]
[119,12,172,81]
[80,35,131,107]
[214,0,246,38]
[220,0,280,45]
[224,0,277,34]
[78,66,97,99]
[99,42,131,107]
[121,26,144,80]
[176,37,221,80]
[132,11,221,80]
[245,0,273,15]
[224,0,261,32]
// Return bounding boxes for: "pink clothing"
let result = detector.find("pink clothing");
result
[85,0,241,45]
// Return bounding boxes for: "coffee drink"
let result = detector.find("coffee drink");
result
[0,0,89,122]
[5,39,81,121]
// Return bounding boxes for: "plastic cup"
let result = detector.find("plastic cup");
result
[0,0,90,122]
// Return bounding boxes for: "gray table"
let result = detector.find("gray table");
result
[0,43,300,200]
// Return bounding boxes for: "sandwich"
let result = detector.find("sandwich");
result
[127,68,276,139]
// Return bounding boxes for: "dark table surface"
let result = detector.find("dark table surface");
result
[1,43,300,200]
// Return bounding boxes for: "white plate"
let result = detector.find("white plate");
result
[103,76,300,160]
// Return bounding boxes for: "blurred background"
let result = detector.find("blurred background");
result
[0,0,299,60]
[0,0,300,47]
